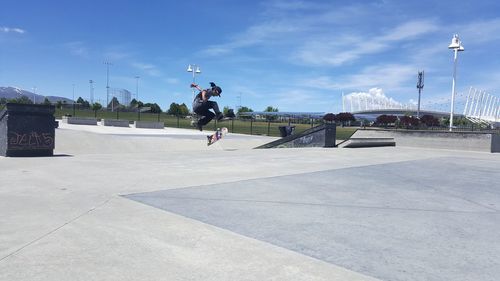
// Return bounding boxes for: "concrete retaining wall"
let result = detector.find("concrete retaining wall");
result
[62,116,97,125]
[353,129,500,153]
[101,119,130,127]
[134,121,164,129]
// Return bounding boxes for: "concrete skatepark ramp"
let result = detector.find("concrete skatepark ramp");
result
[256,124,395,149]
[255,124,336,149]
[257,125,499,152]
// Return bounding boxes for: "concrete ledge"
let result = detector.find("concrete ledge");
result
[353,129,499,153]
[62,116,97,125]
[101,119,130,127]
[134,121,164,129]
[339,137,395,148]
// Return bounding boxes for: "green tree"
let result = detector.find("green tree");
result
[130,98,143,109]
[144,102,162,113]
[237,106,253,119]
[223,106,236,118]
[167,103,179,115]
[264,106,279,121]
[420,115,439,127]
[56,101,63,109]
[0,97,7,105]
[376,115,397,127]
[42,97,52,105]
[334,112,356,126]
[264,106,278,112]
[107,97,120,110]
[178,103,189,116]
[399,116,420,128]
[9,96,33,104]
[167,102,189,116]
[92,102,102,111]
[76,97,90,108]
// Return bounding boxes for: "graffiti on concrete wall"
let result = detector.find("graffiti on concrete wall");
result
[8,131,54,150]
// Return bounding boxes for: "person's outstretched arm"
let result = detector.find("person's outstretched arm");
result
[190,83,208,101]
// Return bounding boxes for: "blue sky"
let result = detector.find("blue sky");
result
[1,0,500,113]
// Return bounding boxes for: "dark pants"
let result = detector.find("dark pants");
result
[193,100,220,126]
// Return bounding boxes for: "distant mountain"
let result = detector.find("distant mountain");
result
[0,86,73,103]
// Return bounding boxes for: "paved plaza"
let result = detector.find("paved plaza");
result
[1,122,499,281]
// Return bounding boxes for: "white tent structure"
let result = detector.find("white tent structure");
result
[463,87,500,127]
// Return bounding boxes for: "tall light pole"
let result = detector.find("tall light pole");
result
[72,84,76,116]
[89,80,94,104]
[448,34,464,131]
[416,71,424,118]
[32,86,37,104]
[135,76,140,101]
[104,61,113,110]
[187,64,201,101]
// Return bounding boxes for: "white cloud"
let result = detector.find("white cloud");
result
[132,62,161,77]
[457,18,500,45]
[0,26,25,34]
[104,51,132,61]
[294,38,387,66]
[203,20,302,56]
[342,88,413,112]
[64,41,89,58]
[294,19,439,67]
[202,0,439,68]
[301,64,416,91]
[264,0,316,11]
[380,20,439,41]
[164,78,180,85]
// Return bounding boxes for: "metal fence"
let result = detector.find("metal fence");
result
[2,104,497,138]
[53,107,340,138]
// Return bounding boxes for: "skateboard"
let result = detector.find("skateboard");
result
[207,127,228,146]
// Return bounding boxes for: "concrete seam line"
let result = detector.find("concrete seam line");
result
[127,195,498,215]
[0,198,113,263]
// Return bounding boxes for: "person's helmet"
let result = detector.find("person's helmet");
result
[210,82,222,96]
[213,86,222,96]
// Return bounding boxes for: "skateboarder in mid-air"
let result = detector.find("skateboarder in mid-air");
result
[191,82,224,131]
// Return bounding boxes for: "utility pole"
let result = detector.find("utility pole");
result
[32,86,37,104]
[72,84,76,116]
[417,71,424,118]
[135,76,140,101]
[89,80,94,104]
[104,61,113,111]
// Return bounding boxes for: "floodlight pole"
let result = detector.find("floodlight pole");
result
[72,84,76,116]
[135,76,140,101]
[104,61,113,111]
[187,64,201,101]
[32,87,37,104]
[448,34,464,131]
[89,80,94,104]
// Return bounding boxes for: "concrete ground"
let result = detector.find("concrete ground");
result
[0,122,499,281]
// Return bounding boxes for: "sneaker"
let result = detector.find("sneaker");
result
[196,122,203,131]
[216,112,224,121]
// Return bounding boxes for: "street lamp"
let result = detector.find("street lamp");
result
[89,80,94,104]
[448,34,464,131]
[135,76,140,101]
[72,84,76,116]
[187,64,201,100]
[103,61,113,110]
[32,86,37,104]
